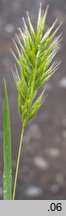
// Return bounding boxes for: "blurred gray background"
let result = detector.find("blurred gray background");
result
[0,0,66,200]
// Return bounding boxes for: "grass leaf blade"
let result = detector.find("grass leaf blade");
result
[3,79,12,200]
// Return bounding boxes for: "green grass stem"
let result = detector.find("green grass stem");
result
[13,126,24,200]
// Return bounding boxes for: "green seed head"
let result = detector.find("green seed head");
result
[11,5,62,127]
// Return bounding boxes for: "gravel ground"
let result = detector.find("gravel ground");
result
[0,0,66,200]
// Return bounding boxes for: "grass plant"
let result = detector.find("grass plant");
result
[3,4,62,200]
